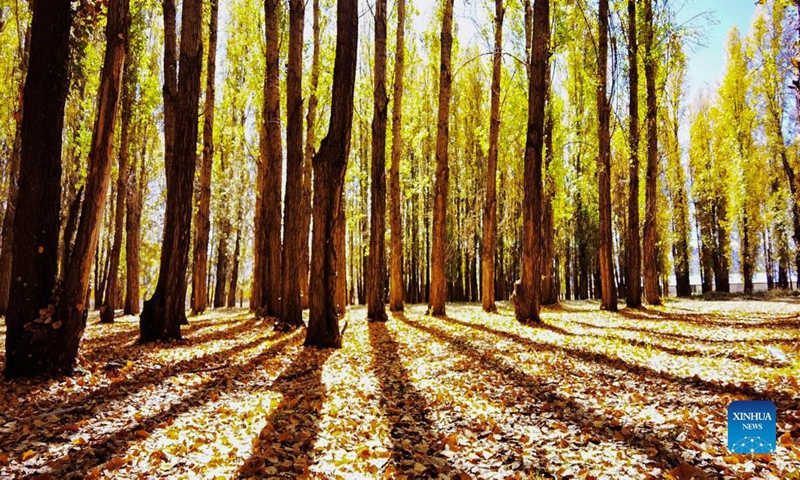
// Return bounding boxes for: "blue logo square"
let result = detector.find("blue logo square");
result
[727,400,776,454]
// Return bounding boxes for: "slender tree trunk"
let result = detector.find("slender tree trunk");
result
[139,0,203,342]
[3,0,73,378]
[367,0,389,321]
[513,0,548,323]
[642,0,660,304]
[40,0,129,372]
[626,0,641,307]
[300,0,321,310]
[163,0,177,189]
[125,144,145,314]
[227,225,240,307]
[213,228,228,308]
[279,0,305,327]
[541,61,556,305]
[100,37,135,324]
[596,0,617,311]
[481,0,503,313]
[428,0,454,316]
[335,195,348,314]
[305,0,358,348]
[388,0,406,313]
[191,0,218,315]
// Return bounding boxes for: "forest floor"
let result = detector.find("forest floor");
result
[0,299,799,479]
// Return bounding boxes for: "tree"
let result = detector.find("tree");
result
[253,0,283,316]
[305,0,359,348]
[280,0,305,328]
[481,0,503,313]
[597,0,617,311]
[139,0,204,341]
[191,0,218,315]
[428,0,454,316]
[625,0,641,307]
[513,0,548,323]
[388,0,406,312]
[367,0,389,322]
[642,0,659,304]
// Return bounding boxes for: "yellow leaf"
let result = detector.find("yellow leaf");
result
[21,450,35,461]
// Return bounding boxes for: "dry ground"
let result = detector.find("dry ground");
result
[1,298,799,479]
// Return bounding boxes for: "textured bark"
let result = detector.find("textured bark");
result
[305,0,358,348]
[280,0,305,327]
[0,21,30,315]
[300,0,321,310]
[388,0,406,312]
[626,0,641,307]
[642,0,660,305]
[541,61,556,305]
[513,0,548,323]
[596,0,618,311]
[227,225,240,307]
[163,0,177,185]
[335,197,347,315]
[125,145,145,314]
[191,0,218,315]
[101,39,135,324]
[139,0,203,342]
[255,0,283,316]
[3,0,73,378]
[61,187,84,282]
[367,0,389,322]
[428,0,454,316]
[481,0,503,313]
[213,228,228,308]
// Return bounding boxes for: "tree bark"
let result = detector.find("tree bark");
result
[428,0,454,316]
[3,0,73,379]
[642,0,660,305]
[280,0,305,327]
[335,195,348,314]
[0,20,30,316]
[596,0,618,311]
[101,36,135,324]
[213,227,228,308]
[388,0,406,312]
[481,0,503,313]
[125,142,145,314]
[191,0,218,315]
[139,0,203,342]
[305,0,358,348]
[513,0,548,323]
[227,224,241,307]
[367,0,389,322]
[541,60,557,305]
[300,0,321,310]
[625,0,641,307]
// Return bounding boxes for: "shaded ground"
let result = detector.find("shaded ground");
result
[1,299,799,478]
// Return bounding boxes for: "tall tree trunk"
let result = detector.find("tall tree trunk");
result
[280,0,305,327]
[0,20,30,316]
[625,0,641,307]
[100,37,135,324]
[642,0,660,304]
[227,224,240,307]
[255,0,283,317]
[541,60,557,305]
[139,0,203,342]
[305,0,358,348]
[481,0,503,313]
[125,142,145,314]
[191,0,218,315]
[3,0,73,379]
[428,0,454,316]
[213,228,228,308]
[335,195,348,314]
[596,0,617,311]
[163,0,177,191]
[367,0,389,322]
[388,0,406,312]
[513,0,548,323]
[300,0,321,310]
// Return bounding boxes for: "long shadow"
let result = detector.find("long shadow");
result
[367,321,465,478]
[50,330,305,476]
[540,320,779,368]
[237,346,334,478]
[565,317,799,347]
[0,327,290,452]
[617,307,800,330]
[395,315,689,471]
[434,315,798,411]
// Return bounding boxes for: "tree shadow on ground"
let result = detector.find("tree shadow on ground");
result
[237,346,334,478]
[616,307,800,329]
[49,329,305,476]
[431,314,797,411]
[367,320,464,478]
[395,314,690,472]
